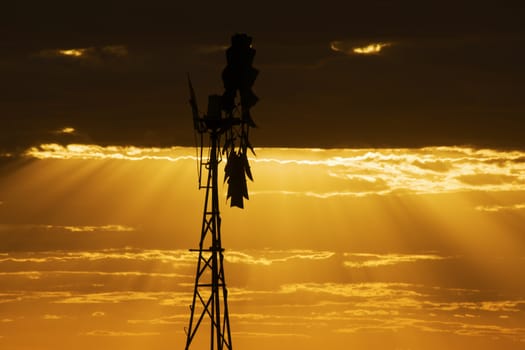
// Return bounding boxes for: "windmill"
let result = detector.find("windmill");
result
[185,33,258,350]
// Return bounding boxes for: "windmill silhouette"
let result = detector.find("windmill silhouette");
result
[185,33,258,350]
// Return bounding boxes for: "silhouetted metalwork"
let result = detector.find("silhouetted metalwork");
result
[222,33,258,209]
[185,33,258,350]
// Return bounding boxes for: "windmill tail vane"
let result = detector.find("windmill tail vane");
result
[187,74,203,133]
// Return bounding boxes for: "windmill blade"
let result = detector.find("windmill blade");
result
[187,74,201,131]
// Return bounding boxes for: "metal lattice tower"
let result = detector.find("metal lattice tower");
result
[185,33,258,350]
[185,123,232,350]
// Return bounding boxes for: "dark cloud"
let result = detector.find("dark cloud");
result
[1,1,524,152]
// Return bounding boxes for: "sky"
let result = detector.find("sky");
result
[2,1,525,151]
[1,1,525,350]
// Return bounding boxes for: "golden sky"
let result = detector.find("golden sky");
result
[1,145,524,349]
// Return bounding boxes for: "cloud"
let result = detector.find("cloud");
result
[0,290,190,307]
[81,330,160,337]
[0,224,136,234]
[330,40,393,55]
[0,248,197,266]
[127,315,186,325]
[412,159,453,172]
[343,253,447,268]
[475,203,525,212]
[249,190,388,198]
[0,271,43,279]
[43,314,65,320]
[0,270,188,279]
[352,43,392,54]
[334,317,525,340]
[254,146,525,197]
[53,291,183,304]
[0,248,156,260]
[0,291,73,304]
[40,224,135,233]
[233,331,310,338]
[452,322,525,338]
[279,282,422,299]
[36,45,128,63]
[456,173,521,186]
[25,143,196,162]
[226,250,335,265]
[409,319,525,339]
[22,145,525,197]
[55,127,76,135]
[1,251,524,344]
[453,313,478,318]
[425,300,525,313]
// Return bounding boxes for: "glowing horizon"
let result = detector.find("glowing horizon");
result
[23,143,525,197]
